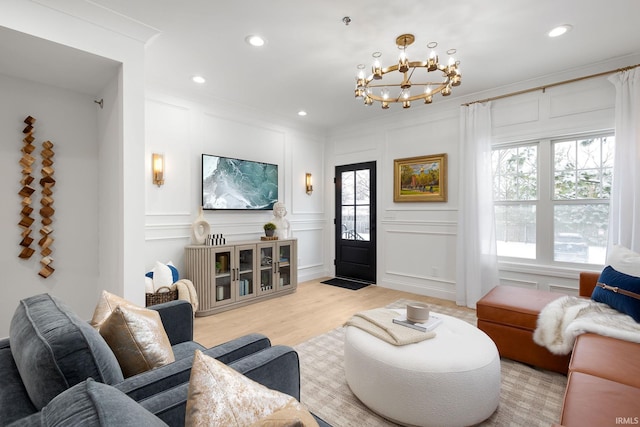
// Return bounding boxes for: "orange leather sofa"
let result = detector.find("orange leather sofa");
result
[557,272,640,427]
[478,273,640,426]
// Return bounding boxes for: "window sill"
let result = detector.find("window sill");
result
[497,259,603,279]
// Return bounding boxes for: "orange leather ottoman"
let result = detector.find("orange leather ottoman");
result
[476,286,571,374]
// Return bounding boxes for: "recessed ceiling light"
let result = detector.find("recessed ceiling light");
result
[192,75,206,84]
[548,24,573,38]
[245,35,266,47]
[297,110,307,117]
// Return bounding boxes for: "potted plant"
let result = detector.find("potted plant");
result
[263,222,277,237]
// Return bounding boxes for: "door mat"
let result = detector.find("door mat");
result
[320,278,371,291]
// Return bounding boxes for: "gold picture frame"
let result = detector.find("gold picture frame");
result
[394,153,447,202]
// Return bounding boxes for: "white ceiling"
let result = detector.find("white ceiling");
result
[4,1,640,131]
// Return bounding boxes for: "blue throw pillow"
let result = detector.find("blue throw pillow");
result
[145,264,179,283]
[591,265,640,322]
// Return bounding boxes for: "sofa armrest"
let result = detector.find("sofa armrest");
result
[579,272,600,297]
[149,299,193,345]
[116,333,271,401]
[229,345,301,400]
[138,345,302,427]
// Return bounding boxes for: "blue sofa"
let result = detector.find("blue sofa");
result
[1,293,330,426]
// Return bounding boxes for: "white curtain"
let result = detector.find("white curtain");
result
[608,68,640,252]
[456,102,499,307]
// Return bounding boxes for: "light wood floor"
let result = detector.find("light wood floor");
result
[194,278,474,348]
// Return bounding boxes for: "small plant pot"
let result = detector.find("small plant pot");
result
[265,229,275,237]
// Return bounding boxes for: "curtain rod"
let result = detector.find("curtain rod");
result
[462,63,640,107]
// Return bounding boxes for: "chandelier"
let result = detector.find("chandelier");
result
[354,34,461,109]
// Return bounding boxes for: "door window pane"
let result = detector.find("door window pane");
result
[342,171,354,205]
[341,206,355,240]
[355,170,370,205]
[355,206,370,241]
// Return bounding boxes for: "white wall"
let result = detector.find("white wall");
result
[143,93,326,283]
[0,1,148,336]
[0,74,101,335]
[326,106,460,300]
[327,55,640,302]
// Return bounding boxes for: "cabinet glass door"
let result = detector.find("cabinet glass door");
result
[277,243,292,290]
[259,245,274,295]
[214,249,234,304]
[236,246,255,300]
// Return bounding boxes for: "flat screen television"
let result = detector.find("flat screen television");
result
[202,154,278,210]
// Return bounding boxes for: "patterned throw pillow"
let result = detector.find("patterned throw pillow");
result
[185,350,318,427]
[145,261,179,290]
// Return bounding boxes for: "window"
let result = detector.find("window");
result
[340,169,370,241]
[492,134,614,265]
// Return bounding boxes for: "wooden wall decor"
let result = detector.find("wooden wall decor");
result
[19,116,36,260]
[39,140,55,278]
[18,116,56,278]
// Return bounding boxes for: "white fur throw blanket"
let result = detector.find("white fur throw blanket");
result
[533,296,640,355]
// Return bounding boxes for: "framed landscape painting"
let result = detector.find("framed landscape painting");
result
[394,153,447,202]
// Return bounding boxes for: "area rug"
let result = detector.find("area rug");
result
[294,299,567,427]
[320,278,371,291]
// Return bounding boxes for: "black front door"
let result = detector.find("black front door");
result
[335,162,376,283]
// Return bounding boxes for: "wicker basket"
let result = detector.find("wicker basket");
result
[145,286,178,307]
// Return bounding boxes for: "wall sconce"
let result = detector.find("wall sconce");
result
[152,153,164,187]
[305,173,313,195]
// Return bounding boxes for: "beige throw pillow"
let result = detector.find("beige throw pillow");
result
[607,245,640,278]
[90,290,137,330]
[185,350,318,427]
[99,305,175,378]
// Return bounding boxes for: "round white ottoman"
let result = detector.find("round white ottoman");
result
[344,311,500,427]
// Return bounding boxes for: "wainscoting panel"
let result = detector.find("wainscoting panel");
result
[497,264,583,294]
[548,81,614,118]
[379,219,457,300]
[498,277,540,290]
[549,282,580,296]
[492,96,540,128]
[293,223,325,282]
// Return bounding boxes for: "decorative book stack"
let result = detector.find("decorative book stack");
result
[393,314,443,332]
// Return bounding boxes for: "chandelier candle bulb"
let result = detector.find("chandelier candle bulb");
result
[398,50,409,73]
[372,52,383,79]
